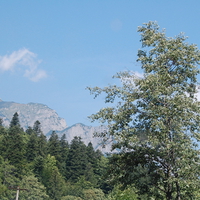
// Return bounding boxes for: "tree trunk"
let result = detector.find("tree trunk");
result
[166,190,173,200]
[15,187,19,200]
[176,181,181,200]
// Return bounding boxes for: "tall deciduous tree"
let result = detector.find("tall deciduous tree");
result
[88,22,200,199]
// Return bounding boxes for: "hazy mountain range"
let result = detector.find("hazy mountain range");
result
[0,99,109,152]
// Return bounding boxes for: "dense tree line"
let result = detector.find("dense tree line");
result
[0,113,113,200]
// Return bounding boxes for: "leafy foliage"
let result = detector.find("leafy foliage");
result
[19,175,49,200]
[83,188,105,200]
[88,21,200,199]
[107,185,138,200]
[42,154,65,199]
[0,157,19,199]
[61,195,83,200]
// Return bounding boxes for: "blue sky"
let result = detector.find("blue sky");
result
[0,1,200,126]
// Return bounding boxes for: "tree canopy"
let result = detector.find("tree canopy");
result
[88,21,200,199]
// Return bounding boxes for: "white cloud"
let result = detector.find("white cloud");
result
[134,71,144,79]
[24,68,47,82]
[0,48,47,82]
[119,71,144,88]
[195,89,200,101]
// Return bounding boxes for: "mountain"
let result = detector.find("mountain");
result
[55,123,110,152]
[0,100,111,152]
[0,99,67,134]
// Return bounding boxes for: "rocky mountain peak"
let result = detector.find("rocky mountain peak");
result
[0,100,67,134]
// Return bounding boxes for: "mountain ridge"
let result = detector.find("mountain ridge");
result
[0,100,68,134]
[0,100,110,152]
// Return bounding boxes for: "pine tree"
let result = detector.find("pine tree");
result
[3,126,27,176]
[0,118,3,127]
[85,142,100,186]
[10,112,20,128]
[66,137,88,182]
[38,133,47,157]
[26,121,43,161]
[47,131,61,161]
[60,134,69,160]
[59,134,69,176]
[0,126,7,159]
[86,142,97,167]
[26,131,40,162]
[33,120,42,136]
[32,155,45,182]
[26,126,34,135]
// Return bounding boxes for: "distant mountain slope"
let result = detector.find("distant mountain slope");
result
[0,99,67,134]
[55,123,110,152]
[0,100,111,152]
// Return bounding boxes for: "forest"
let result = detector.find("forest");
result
[0,113,138,200]
[0,112,115,200]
